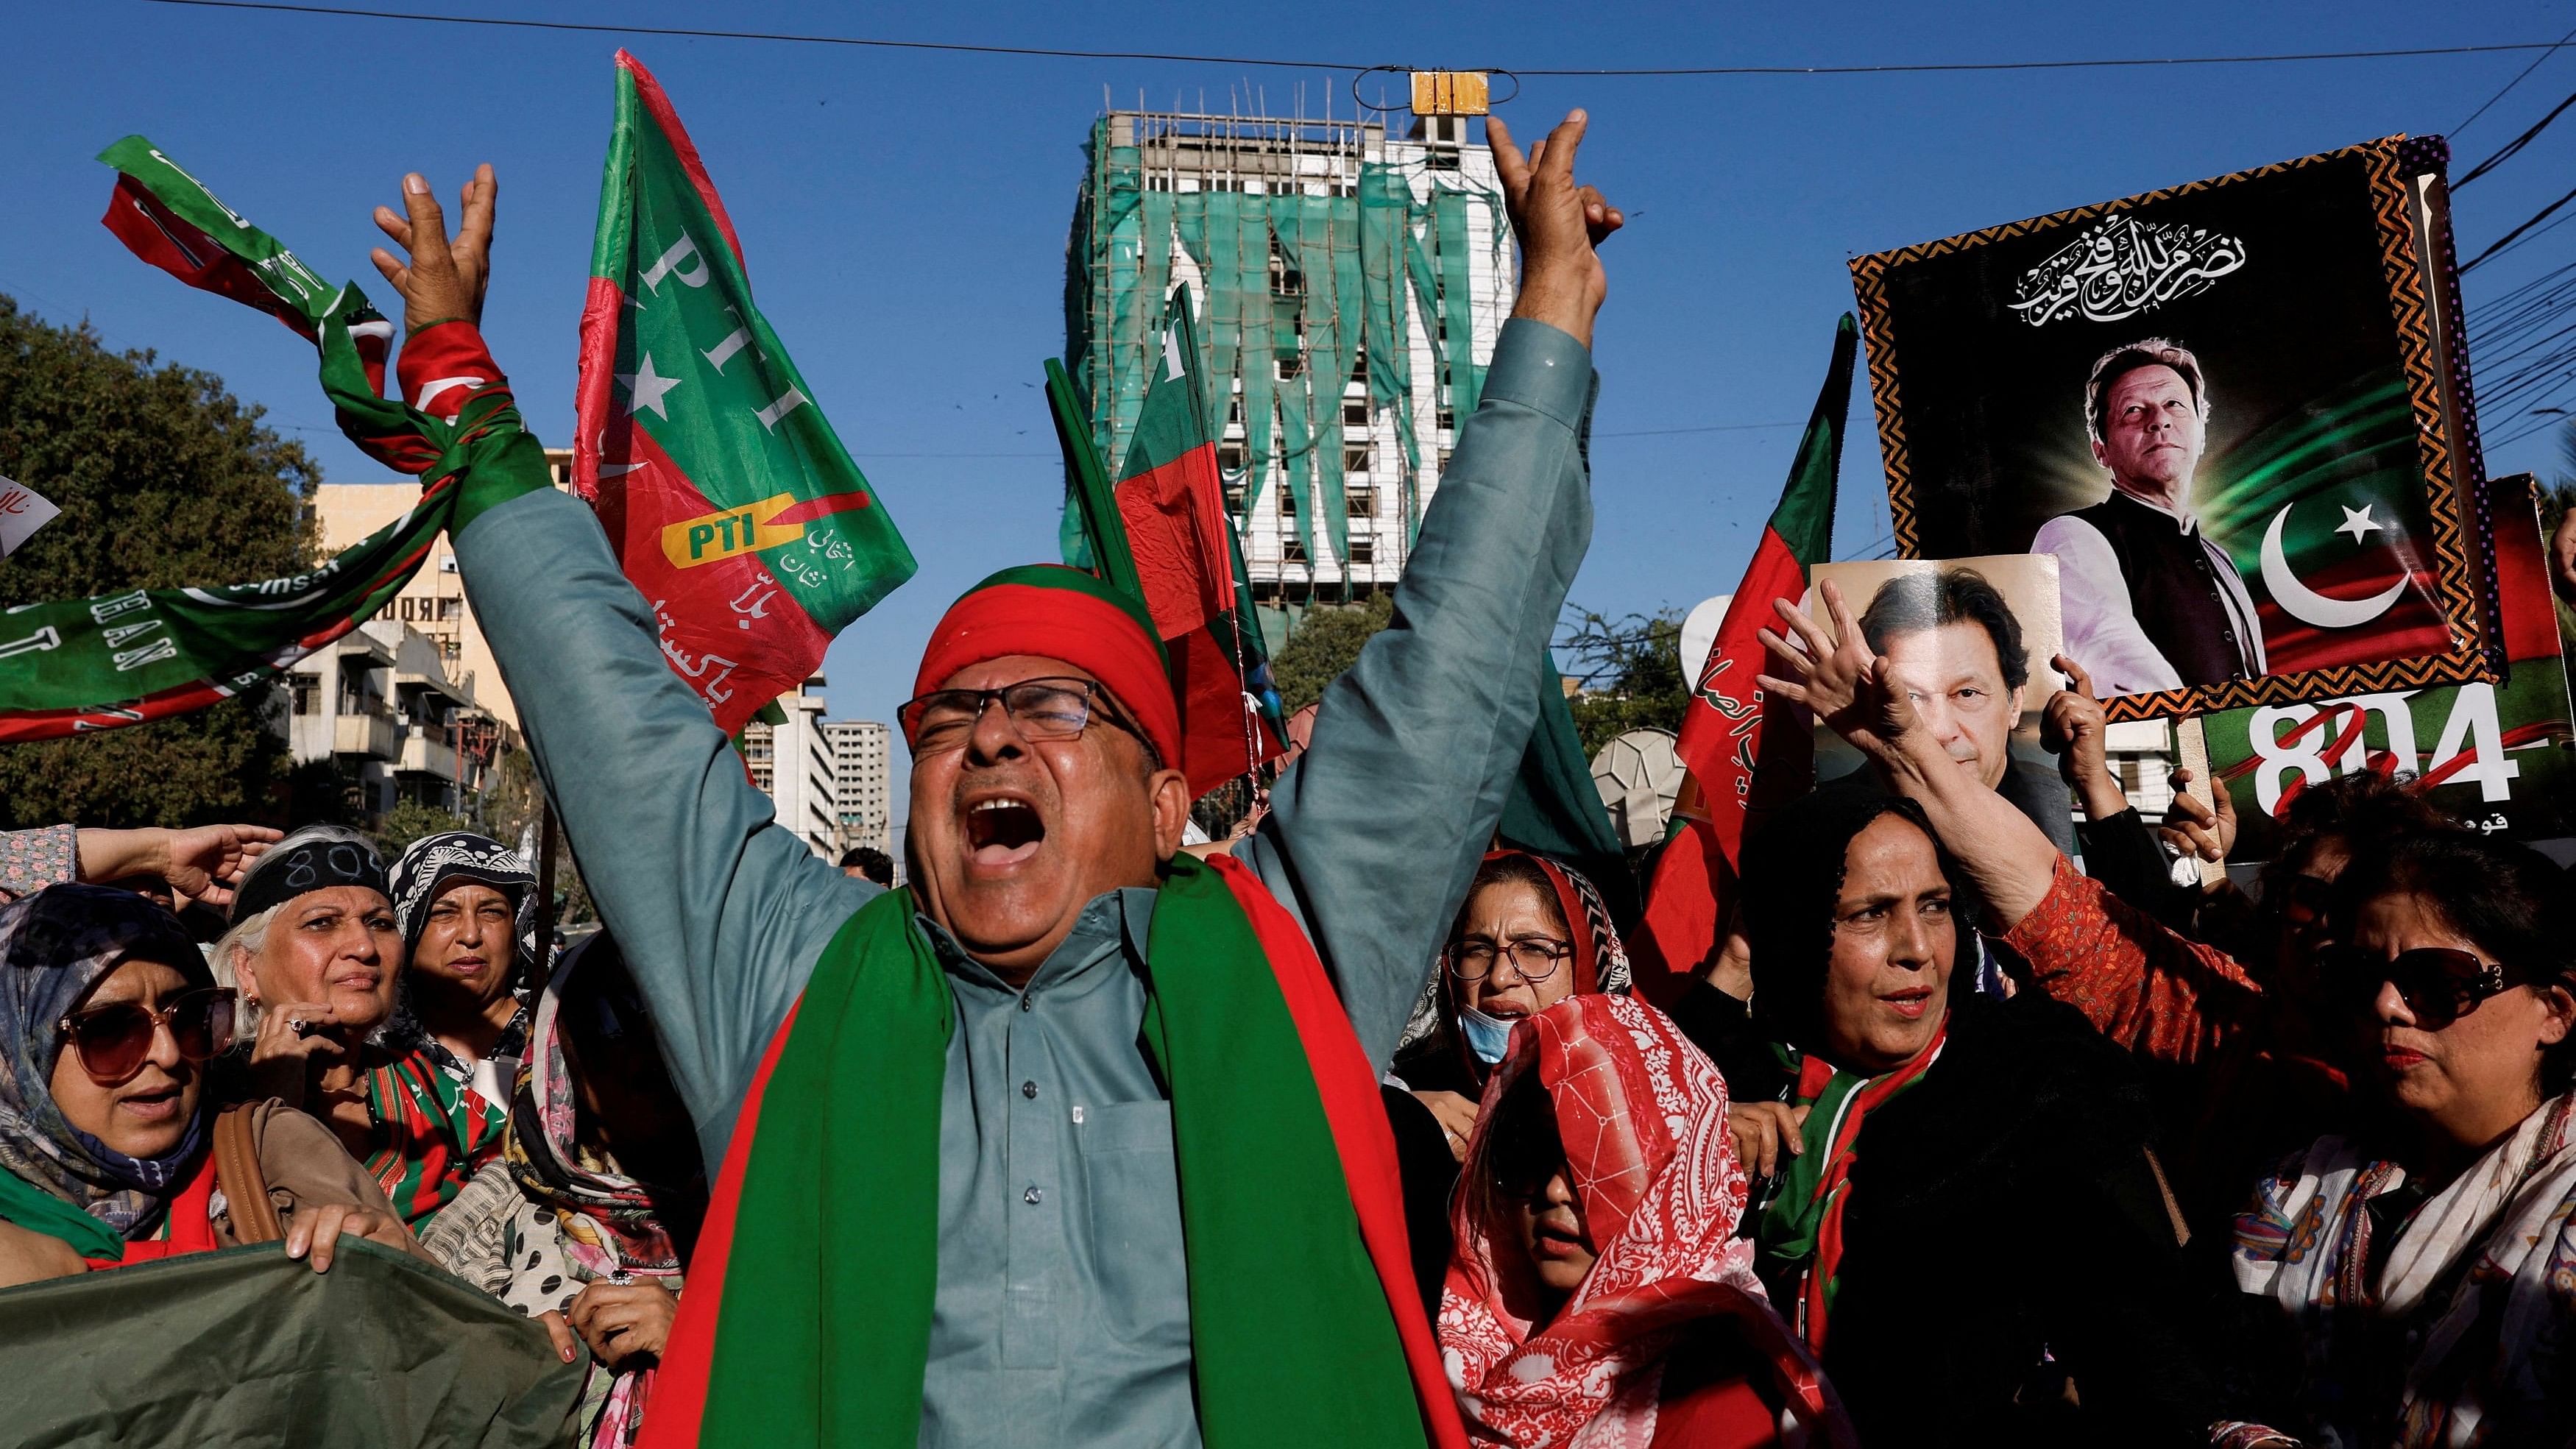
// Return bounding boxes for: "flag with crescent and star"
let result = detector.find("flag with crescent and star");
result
[573,51,916,735]
[1630,315,1857,996]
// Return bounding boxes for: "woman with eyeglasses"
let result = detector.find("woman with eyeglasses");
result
[2217,829,2576,1449]
[1439,992,1848,1448]
[0,884,423,1285]
[212,825,507,1230]
[1378,851,1631,1321]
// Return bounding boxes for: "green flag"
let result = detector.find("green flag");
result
[573,51,916,734]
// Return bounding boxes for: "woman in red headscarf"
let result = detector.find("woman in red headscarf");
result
[1440,993,1848,1449]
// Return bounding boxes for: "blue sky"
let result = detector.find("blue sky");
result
[8,1,2576,841]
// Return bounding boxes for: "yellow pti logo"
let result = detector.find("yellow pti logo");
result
[661,494,809,570]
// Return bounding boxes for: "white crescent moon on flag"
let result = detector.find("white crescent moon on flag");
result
[2260,500,2408,630]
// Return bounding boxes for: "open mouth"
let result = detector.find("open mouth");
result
[1532,1224,1588,1259]
[1883,988,1934,1020]
[120,1085,183,1122]
[965,795,1046,868]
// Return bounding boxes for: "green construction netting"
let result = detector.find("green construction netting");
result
[1066,122,1504,590]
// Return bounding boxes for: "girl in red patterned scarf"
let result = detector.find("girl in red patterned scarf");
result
[1439,993,1848,1449]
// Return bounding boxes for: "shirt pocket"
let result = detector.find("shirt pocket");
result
[1075,1099,1189,1349]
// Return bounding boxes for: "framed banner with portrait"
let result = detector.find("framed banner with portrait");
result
[1850,136,2491,722]
[2201,475,2576,858]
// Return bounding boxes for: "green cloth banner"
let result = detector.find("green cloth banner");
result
[0,1241,585,1447]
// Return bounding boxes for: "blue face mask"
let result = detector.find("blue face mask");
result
[1458,1006,1518,1065]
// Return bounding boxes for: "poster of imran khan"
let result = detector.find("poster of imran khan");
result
[1850,135,2495,723]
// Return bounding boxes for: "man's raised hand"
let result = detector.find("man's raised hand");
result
[369,165,496,333]
[1488,111,1623,348]
[1755,578,1921,760]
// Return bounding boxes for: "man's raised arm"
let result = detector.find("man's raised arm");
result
[1239,112,1621,1066]
[369,169,869,1164]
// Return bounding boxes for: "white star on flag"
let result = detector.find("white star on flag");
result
[2335,503,2385,544]
[618,353,683,419]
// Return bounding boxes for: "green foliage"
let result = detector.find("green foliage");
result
[1270,595,1394,712]
[0,298,316,827]
[377,800,471,854]
[1558,607,1690,758]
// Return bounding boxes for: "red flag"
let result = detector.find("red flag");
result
[1634,316,1858,996]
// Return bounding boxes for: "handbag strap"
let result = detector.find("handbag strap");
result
[212,1103,284,1245]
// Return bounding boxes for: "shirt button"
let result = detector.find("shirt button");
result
[1023,1186,1043,1205]
[1019,996,1033,1012]
[1022,1080,1038,1099]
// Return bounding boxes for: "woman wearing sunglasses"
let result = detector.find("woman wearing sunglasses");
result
[0,884,422,1286]
[213,826,506,1229]
[2221,830,2576,1449]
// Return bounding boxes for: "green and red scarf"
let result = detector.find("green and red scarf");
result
[363,1052,509,1229]
[637,852,1464,1449]
[0,138,545,740]
[1756,1022,1948,1350]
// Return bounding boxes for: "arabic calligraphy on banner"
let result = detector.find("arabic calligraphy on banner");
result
[2008,214,2249,328]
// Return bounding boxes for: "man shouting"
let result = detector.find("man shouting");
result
[367,111,1620,1448]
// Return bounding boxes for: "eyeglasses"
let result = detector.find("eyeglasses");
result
[1447,936,1572,983]
[898,677,1144,758]
[2324,946,2536,1030]
[57,987,237,1085]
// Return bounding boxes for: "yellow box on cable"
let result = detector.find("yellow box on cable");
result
[1410,71,1490,117]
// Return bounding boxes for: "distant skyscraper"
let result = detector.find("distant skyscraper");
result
[741,676,838,860]
[1065,107,1513,648]
[825,719,892,856]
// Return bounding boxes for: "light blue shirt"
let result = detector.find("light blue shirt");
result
[453,317,1599,1446]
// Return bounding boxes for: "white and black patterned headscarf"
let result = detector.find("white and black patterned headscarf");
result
[384,832,539,1077]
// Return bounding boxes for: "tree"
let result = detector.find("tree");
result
[377,800,471,854]
[0,297,316,829]
[1270,595,1394,712]
[1557,607,1690,757]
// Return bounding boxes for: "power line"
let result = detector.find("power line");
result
[2455,85,2576,188]
[135,1,2576,79]
[2463,179,2576,272]
[2454,21,2576,137]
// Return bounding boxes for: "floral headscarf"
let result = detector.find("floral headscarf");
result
[501,932,697,1449]
[1438,993,1844,1448]
[0,885,210,1240]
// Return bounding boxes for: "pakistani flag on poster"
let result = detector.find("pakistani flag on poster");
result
[1056,286,1286,796]
[0,138,505,741]
[574,51,915,735]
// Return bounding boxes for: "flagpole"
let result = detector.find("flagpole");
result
[534,800,561,960]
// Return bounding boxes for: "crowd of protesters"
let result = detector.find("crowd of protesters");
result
[2,106,2573,1449]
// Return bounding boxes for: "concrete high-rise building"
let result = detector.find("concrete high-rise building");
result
[283,620,497,829]
[824,719,892,856]
[740,676,838,860]
[1065,107,1513,648]
[308,448,581,735]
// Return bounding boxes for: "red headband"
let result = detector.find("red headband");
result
[913,574,1182,768]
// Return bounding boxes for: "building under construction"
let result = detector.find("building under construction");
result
[1064,97,1515,647]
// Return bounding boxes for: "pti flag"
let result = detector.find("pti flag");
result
[573,52,915,734]
[1054,286,1285,796]
[0,139,534,743]
[1633,315,1858,991]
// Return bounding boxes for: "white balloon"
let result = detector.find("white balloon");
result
[1680,595,1733,687]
